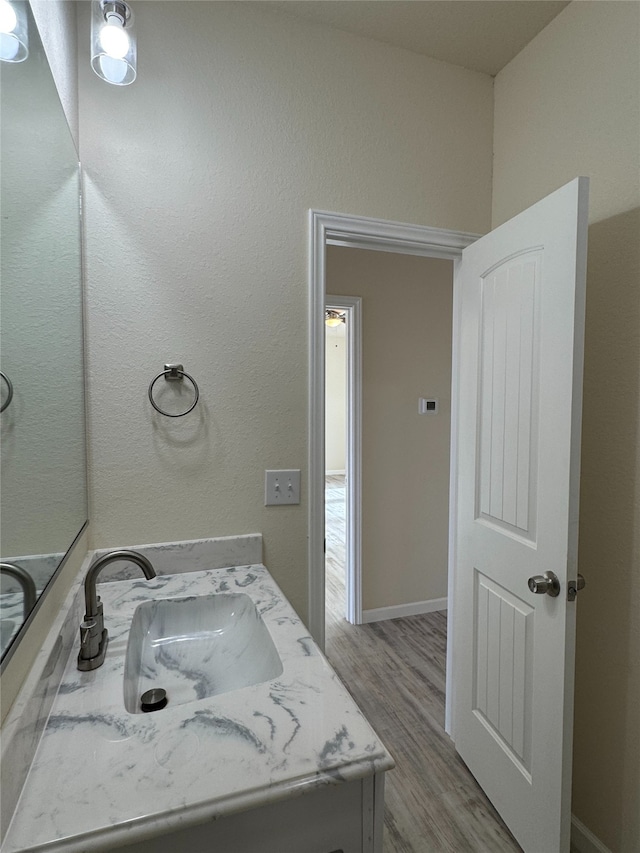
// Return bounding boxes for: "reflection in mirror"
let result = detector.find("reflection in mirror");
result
[0,1,88,663]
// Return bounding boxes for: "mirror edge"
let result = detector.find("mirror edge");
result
[0,520,89,675]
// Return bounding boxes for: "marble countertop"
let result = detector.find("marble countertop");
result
[2,564,394,853]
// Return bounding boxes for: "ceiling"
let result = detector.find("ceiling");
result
[252,1,570,76]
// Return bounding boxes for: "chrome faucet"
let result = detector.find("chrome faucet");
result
[0,562,37,621]
[77,549,156,671]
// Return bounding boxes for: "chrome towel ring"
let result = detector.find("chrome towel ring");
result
[0,371,14,413]
[148,364,199,418]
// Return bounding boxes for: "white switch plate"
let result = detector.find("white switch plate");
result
[265,470,301,505]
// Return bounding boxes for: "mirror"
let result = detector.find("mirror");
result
[0,1,88,664]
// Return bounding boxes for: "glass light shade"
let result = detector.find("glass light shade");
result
[91,1,136,86]
[0,0,28,63]
[325,316,343,328]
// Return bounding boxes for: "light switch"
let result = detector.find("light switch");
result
[265,470,301,505]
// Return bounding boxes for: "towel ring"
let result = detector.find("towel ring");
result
[0,371,14,413]
[148,364,199,418]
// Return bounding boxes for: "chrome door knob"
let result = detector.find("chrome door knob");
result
[528,571,561,597]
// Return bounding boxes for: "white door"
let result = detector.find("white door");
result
[452,177,589,853]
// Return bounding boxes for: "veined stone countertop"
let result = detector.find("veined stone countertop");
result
[2,564,394,853]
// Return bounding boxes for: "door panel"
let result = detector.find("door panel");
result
[453,178,589,853]
[477,250,540,541]
[474,571,534,776]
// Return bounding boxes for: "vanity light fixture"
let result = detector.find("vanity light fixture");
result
[0,0,28,63]
[325,310,346,328]
[91,0,136,86]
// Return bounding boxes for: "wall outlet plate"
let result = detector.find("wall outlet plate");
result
[264,470,301,505]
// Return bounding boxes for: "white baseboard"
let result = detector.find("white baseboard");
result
[325,469,346,476]
[362,597,447,623]
[571,815,612,853]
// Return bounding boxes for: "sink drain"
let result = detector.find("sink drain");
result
[140,688,168,712]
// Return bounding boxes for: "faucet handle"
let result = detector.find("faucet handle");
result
[79,619,96,645]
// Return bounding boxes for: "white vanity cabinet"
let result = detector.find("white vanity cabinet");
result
[116,774,386,853]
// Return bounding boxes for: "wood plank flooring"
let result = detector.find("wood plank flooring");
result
[324,475,522,853]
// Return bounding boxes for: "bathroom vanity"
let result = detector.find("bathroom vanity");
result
[0,537,394,853]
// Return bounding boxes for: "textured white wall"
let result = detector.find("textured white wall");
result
[30,0,78,147]
[325,325,346,473]
[78,1,493,621]
[493,3,640,850]
[326,248,453,611]
[1,19,85,560]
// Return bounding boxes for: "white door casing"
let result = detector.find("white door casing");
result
[452,178,589,852]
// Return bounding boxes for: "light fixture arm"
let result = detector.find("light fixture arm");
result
[101,1,130,26]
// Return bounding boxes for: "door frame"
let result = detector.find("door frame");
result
[308,208,480,733]
[325,295,363,625]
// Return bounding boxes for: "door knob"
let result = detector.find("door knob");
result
[528,571,561,597]
[567,574,586,601]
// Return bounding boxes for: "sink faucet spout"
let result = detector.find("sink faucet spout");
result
[0,562,37,620]
[84,550,156,617]
[78,549,156,671]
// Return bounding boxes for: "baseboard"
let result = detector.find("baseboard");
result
[571,815,612,853]
[362,597,447,623]
[325,469,346,476]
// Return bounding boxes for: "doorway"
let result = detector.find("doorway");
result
[324,301,348,627]
[309,209,478,732]
[324,252,455,643]
[324,296,362,627]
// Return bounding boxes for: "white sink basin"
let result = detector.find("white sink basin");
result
[123,592,283,714]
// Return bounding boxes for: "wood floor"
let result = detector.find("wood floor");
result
[324,475,522,853]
